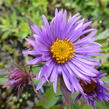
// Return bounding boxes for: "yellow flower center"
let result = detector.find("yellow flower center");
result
[50,39,75,64]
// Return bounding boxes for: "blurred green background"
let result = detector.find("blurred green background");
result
[0,0,109,109]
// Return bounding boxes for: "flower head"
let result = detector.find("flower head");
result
[24,9,101,93]
[7,64,33,89]
[74,73,109,109]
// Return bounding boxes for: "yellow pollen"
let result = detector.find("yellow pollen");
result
[50,39,75,64]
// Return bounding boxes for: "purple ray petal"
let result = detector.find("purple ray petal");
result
[53,74,58,93]
[27,57,43,65]
[36,78,46,90]
[23,50,41,56]
[62,70,71,91]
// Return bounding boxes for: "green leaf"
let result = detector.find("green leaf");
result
[32,66,40,75]
[38,87,58,109]
[96,29,109,40]
[82,104,93,109]
[1,31,12,40]
[18,21,30,38]
[0,77,7,84]
[65,103,80,109]
[4,0,12,6]
[101,75,109,83]
[49,105,60,109]
[96,101,109,109]
[11,12,17,26]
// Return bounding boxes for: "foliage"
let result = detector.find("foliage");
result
[0,0,109,109]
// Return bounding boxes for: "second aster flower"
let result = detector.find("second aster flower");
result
[24,9,101,93]
[74,73,109,109]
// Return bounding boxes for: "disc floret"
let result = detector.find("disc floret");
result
[50,39,75,64]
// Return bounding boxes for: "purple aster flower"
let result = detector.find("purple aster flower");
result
[7,64,34,89]
[24,9,101,93]
[74,73,109,109]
